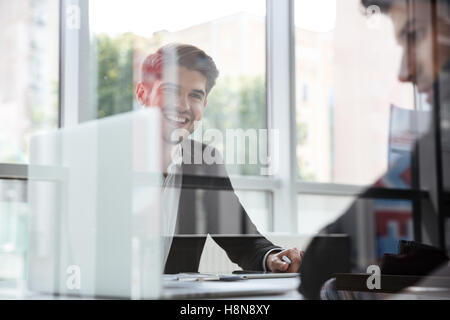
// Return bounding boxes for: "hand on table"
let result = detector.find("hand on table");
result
[266,248,304,273]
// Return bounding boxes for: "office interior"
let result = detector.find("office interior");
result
[0,0,449,300]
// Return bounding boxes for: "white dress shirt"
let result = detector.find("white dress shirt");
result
[161,143,183,267]
[161,139,279,271]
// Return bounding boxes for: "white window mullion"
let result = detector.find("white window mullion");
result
[60,0,90,127]
[266,0,298,233]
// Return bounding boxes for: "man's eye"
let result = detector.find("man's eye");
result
[190,93,202,100]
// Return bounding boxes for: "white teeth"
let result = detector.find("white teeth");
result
[166,115,187,124]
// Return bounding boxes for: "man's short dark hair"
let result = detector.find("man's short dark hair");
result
[361,0,450,12]
[141,43,219,95]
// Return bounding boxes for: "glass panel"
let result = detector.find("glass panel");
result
[88,0,266,176]
[0,0,59,164]
[294,0,415,185]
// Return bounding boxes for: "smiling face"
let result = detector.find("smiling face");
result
[389,0,450,102]
[136,65,208,144]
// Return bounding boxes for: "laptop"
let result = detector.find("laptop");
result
[161,276,300,299]
[27,108,164,299]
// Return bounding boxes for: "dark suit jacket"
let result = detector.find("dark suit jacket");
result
[164,140,280,274]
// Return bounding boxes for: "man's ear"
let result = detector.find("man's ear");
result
[135,82,147,105]
[203,98,208,108]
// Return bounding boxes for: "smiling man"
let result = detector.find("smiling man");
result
[135,43,303,274]
[136,45,214,145]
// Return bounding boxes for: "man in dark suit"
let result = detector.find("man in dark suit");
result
[135,43,303,274]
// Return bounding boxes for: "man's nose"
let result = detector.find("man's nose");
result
[176,94,190,112]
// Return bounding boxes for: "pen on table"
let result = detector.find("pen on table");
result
[282,255,291,265]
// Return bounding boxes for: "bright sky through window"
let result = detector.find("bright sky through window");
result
[295,0,336,32]
[90,0,337,36]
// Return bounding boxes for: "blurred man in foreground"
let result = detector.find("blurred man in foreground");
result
[300,0,450,299]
